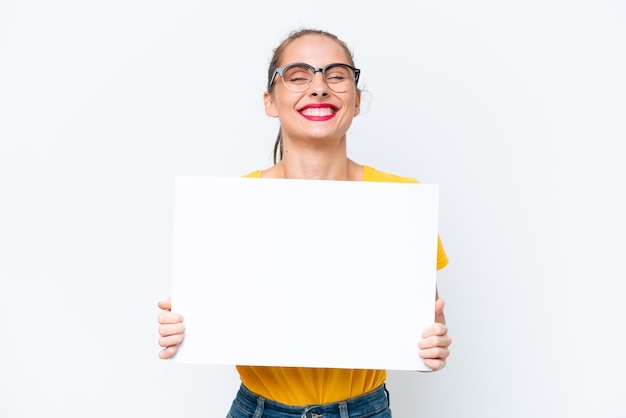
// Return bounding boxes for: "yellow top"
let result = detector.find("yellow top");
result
[236,165,449,405]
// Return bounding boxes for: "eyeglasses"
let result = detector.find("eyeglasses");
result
[270,62,361,93]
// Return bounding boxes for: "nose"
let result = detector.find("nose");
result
[309,71,328,96]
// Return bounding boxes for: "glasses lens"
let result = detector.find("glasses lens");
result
[282,64,314,92]
[279,64,357,93]
[323,64,355,93]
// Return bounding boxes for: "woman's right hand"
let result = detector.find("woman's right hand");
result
[157,297,185,359]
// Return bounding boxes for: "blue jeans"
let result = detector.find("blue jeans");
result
[226,384,392,418]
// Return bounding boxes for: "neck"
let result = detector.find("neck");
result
[266,136,363,181]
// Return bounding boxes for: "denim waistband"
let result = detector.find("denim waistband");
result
[231,383,390,418]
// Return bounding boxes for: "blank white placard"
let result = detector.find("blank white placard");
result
[171,176,440,371]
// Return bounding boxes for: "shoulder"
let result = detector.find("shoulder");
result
[363,165,419,183]
[243,164,285,179]
[242,170,263,178]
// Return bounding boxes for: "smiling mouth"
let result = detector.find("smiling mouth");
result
[300,107,336,117]
[298,104,339,120]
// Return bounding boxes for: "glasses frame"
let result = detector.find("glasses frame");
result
[270,62,361,93]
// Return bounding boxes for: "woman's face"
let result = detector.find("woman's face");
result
[264,35,361,145]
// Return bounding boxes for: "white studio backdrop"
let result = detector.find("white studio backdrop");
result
[1,1,625,417]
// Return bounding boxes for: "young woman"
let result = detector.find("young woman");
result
[157,28,452,418]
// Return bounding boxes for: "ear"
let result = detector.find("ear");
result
[354,90,361,117]
[264,91,279,118]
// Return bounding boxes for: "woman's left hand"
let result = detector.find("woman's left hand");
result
[418,298,452,371]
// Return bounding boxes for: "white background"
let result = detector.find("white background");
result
[1,1,625,417]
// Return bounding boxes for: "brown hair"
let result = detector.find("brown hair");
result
[266,29,358,164]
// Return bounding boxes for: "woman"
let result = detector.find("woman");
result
[157,28,452,418]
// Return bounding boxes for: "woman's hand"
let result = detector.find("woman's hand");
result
[418,297,452,371]
[157,297,185,359]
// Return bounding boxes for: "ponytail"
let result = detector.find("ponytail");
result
[272,127,283,164]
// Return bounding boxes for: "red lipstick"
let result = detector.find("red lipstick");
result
[298,103,338,121]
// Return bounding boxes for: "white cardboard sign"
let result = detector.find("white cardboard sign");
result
[171,176,440,371]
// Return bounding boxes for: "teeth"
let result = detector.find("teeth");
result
[301,107,334,116]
